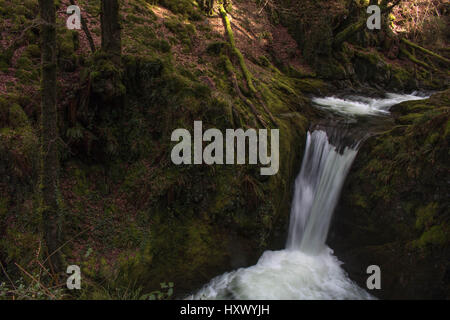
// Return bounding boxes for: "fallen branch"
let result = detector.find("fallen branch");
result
[15,263,57,300]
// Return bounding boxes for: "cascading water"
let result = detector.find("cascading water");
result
[311,92,427,116]
[286,130,359,254]
[188,93,428,300]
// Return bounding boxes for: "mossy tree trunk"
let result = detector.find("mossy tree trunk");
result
[39,0,62,273]
[101,0,121,63]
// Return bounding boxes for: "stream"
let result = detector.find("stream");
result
[188,92,428,300]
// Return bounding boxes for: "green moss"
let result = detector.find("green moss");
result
[397,113,424,125]
[293,78,327,95]
[206,41,230,56]
[8,103,29,128]
[284,65,315,78]
[155,0,201,20]
[390,66,414,89]
[58,30,77,57]
[73,167,90,197]
[414,225,447,248]
[89,53,126,99]
[16,56,33,70]
[149,39,171,53]
[258,55,271,68]
[25,44,40,59]
[219,5,257,94]
[415,202,438,230]
[351,193,368,209]
[164,18,196,50]
[0,97,33,130]
[271,77,297,96]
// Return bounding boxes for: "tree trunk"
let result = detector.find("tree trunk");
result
[39,0,62,272]
[101,0,121,63]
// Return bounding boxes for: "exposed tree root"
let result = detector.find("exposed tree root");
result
[400,47,434,71]
[219,5,277,126]
[401,38,450,66]
[254,90,278,126]
[222,56,266,127]
[219,5,256,93]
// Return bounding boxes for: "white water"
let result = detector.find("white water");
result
[286,131,359,254]
[312,92,427,116]
[190,248,372,300]
[189,93,428,300]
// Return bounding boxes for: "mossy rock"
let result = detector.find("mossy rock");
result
[331,89,450,299]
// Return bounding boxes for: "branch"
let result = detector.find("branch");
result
[401,38,450,66]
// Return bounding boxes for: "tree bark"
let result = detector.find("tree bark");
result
[39,0,62,272]
[101,0,121,63]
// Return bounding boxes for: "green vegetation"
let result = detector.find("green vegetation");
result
[335,89,449,299]
[0,0,448,300]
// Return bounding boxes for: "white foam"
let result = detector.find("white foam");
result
[189,248,374,300]
[312,92,428,116]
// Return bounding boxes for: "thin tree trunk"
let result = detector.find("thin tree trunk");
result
[39,0,62,272]
[101,0,121,63]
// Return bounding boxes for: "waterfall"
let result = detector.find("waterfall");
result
[188,93,428,300]
[286,130,359,254]
[188,128,371,300]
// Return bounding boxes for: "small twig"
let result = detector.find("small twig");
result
[42,226,94,266]
[0,261,16,290]
[35,259,58,284]
[258,0,270,14]
[14,262,56,299]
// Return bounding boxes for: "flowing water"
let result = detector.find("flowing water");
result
[286,130,359,254]
[312,92,427,116]
[188,93,428,300]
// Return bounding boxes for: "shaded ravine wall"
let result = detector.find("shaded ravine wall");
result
[329,90,450,299]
